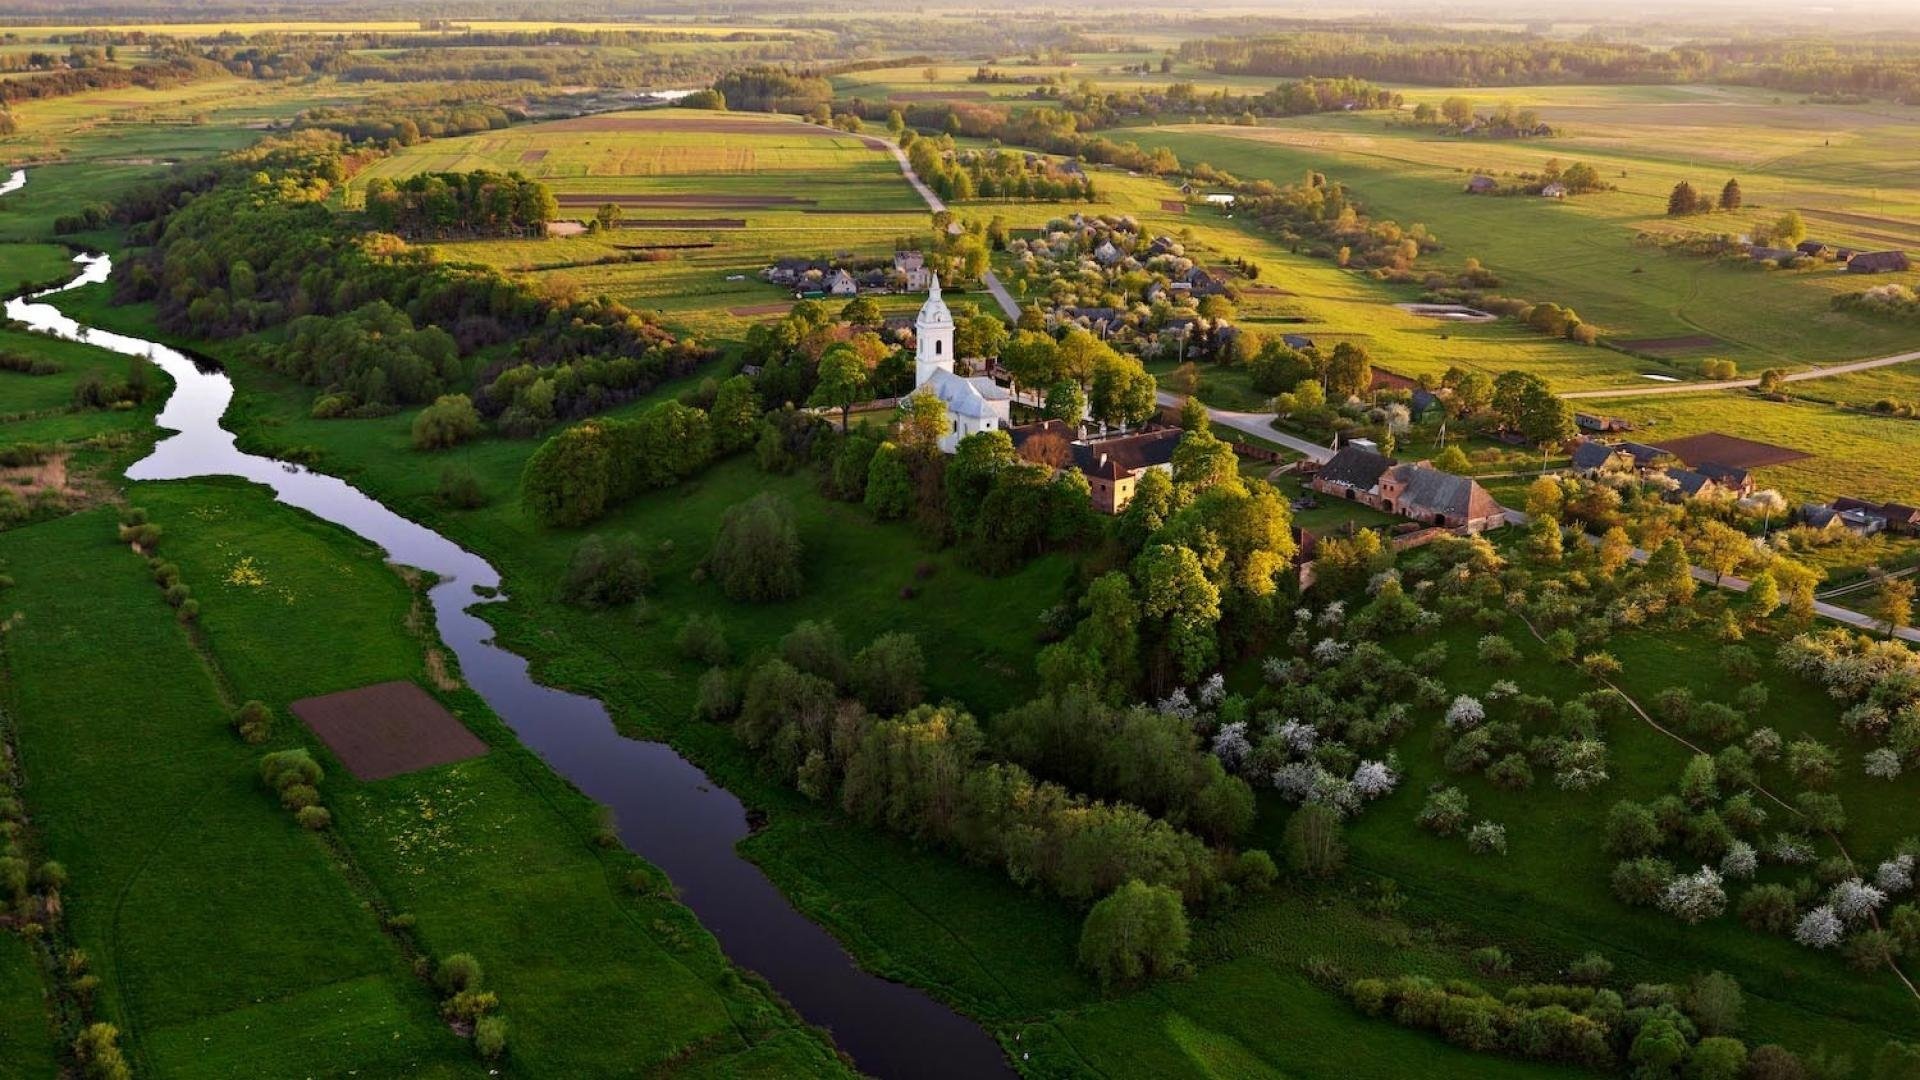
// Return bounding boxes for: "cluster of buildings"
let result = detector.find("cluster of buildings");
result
[764,250,931,297]
[1747,239,1910,274]
[1803,497,1920,536]
[1569,439,1756,500]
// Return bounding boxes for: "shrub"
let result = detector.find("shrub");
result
[438,466,487,508]
[1744,1045,1807,1080]
[710,492,804,602]
[1690,1036,1748,1080]
[259,748,322,791]
[1566,952,1613,985]
[1417,786,1470,836]
[1477,634,1520,665]
[1469,945,1511,975]
[412,393,482,450]
[295,805,332,830]
[852,631,926,715]
[1612,857,1674,907]
[693,667,740,721]
[1686,971,1742,1036]
[474,1014,508,1060]
[437,953,484,995]
[1467,820,1508,856]
[1284,802,1347,879]
[1077,880,1190,987]
[779,620,849,686]
[558,533,651,609]
[73,1021,130,1080]
[675,613,731,666]
[231,700,273,744]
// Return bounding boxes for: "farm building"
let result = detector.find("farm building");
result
[1848,250,1911,274]
[1540,182,1568,199]
[893,250,929,290]
[1465,175,1498,194]
[1311,445,1505,532]
[1576,413,1633,433]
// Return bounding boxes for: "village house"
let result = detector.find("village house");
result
[1808,497,1920,536]
[1749,246,1798,265]
[827,269,858,297]
[1796,240,1834,259]
[1011,420,1182,514]
[1540,182,1568,199]
[1465,175,1498,194]
[1282,333,1315,351]
[1848,250,1911,274]
[1570,440,1633,474]
[911,275,1011,453]
[1575,412,1633,433]
[893,250,929,290]
[1310,445,1506,533]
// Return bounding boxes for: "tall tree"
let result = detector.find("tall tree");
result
[1718,178,1743,211]
[810,345,868,433]
[1667,181,1701,217]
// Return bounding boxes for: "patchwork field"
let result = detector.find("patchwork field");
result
[1107,86,1920,374]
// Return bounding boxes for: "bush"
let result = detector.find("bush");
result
[1284,802,1347,879]
[1686,971,1742,1036]
[779,620,848,686]
[1566,952,1613,985]
[437,953,484,995]
[1077,880,1190,987]
[295,805,332,830]
[558,533,651,609]
[675,613,731,666]
[438,466,487,508]
[1469,945,1511,975]
[73,1021,130,1080]
[1417,786,1470,836]
[412,393,482,450]
[852,631,926,714]
[474,1014,508,1060]
[693,667,740,721]
[231,700,273,744]
[710,492,803,602]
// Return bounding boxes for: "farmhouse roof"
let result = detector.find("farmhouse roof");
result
[1848,250,1910,273]
[1282,334,1315,350]
[1317,445,1394,491]
[1071,429,1183,480]
[1618,441,1671,467]
[1795,240,1831,256]
[1696,462,1751,487]
[1571,441,1623,471]
[1666,468,1715,498]
[1388,463,1501,522]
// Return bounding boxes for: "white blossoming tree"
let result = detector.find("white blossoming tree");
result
[1467,821,1508,856]
[1277,719,1318,755]
[1444,695,1486,732]
[1158,687,1195,722]
[1658,865,1726,925]
[1211,721,1252,772]
[1198,673,1227,708]
[1830,878,1888,922]
[1795,906,1844,949]
[1864,748,1903,781]
[1312,638,1349,663]
[1720,841,1758,881]
[1351,759,1399,800]
[1877,854,1915,896]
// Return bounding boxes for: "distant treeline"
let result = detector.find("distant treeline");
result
[1180,31,1920,100]
[110,132,705,423]
[0,50,224,106]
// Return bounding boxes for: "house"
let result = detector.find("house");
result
[1178,181,1198,196]
[1576,412,1632,433]
[1465,175,1498,194]
[1831,496,1920,536]
[1203,193,1235,206]
[1807,501,1887,535]
[1184,267,1226,295]
[1663,467,1719,501]
[1011,420,1182,514]
[1540,182,1568,199]
[1849,250,1911,274]
[893,250,929,290]
[1093,241,1123,266]
[1143,281,1166,304]
[1796,240,1833,259]
[911,275,1011,453]
[1617,441,1674,470]
[1282,333,1315,351]
[1570,440,1630,474]
[1309,445,1505,533]
[826,269,858,296]
[1695,462,1754,496]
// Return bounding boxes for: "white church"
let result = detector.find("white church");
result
[911,274,1011,453]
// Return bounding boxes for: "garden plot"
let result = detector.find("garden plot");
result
[292,680,488,780]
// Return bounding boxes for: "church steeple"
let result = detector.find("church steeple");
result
[914,273,955,387]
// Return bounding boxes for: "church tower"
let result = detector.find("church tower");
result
[914,273,955,388]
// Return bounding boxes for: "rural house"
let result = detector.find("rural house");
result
[1010,420,1183,514]
[827,269,858,296]
[1848,250,1911,274]
[893,250,929,290]
[1311,445,1505,532]
[1571,440,1632,474]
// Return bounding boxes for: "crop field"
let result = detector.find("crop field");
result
[1107,87,1920,375]
[361,110,937,339]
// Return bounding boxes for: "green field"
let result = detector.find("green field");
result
[1103,88,1920,377]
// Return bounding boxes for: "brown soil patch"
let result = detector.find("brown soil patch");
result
[1159,199,1188,213]
[1798,208,1920,239]
[1653,432,1812,470]
[540,116,877,143]
[553,193,815,208]
[888,91,992,102]
[518,149,549,164]
[618,218,745,229]
[728,302,796,317]
[0,451,69,498]
[1614,335,1720,353]
[291,681,486,781]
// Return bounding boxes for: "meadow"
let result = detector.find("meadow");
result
[1104,85,1920,374]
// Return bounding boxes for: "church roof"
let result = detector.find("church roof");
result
[916,273,953,330]
[920,369,1009,420]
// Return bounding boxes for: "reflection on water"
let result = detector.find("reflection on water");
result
[5,245,1011,1079]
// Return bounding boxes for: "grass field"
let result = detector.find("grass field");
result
[1104,86,1920,375]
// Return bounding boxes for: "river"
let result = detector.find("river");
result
[4,206,1013,1078]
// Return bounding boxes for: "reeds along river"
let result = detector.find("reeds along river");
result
[4,220,1013,1079]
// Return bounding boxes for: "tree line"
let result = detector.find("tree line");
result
[360,170,557,237]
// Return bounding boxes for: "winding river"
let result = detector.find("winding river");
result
[4,188,1012,1079]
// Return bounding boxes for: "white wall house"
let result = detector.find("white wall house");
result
[911,274,1010,454]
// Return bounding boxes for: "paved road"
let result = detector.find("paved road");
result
[1563,347,1920,400]
[1503,509,1920,643]
[1154,391,1334,461]
[871,134,1022,321]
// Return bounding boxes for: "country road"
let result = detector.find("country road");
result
[873,135,1022,321]
[1154,390,1334,461]
[1562,347,1920,399]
